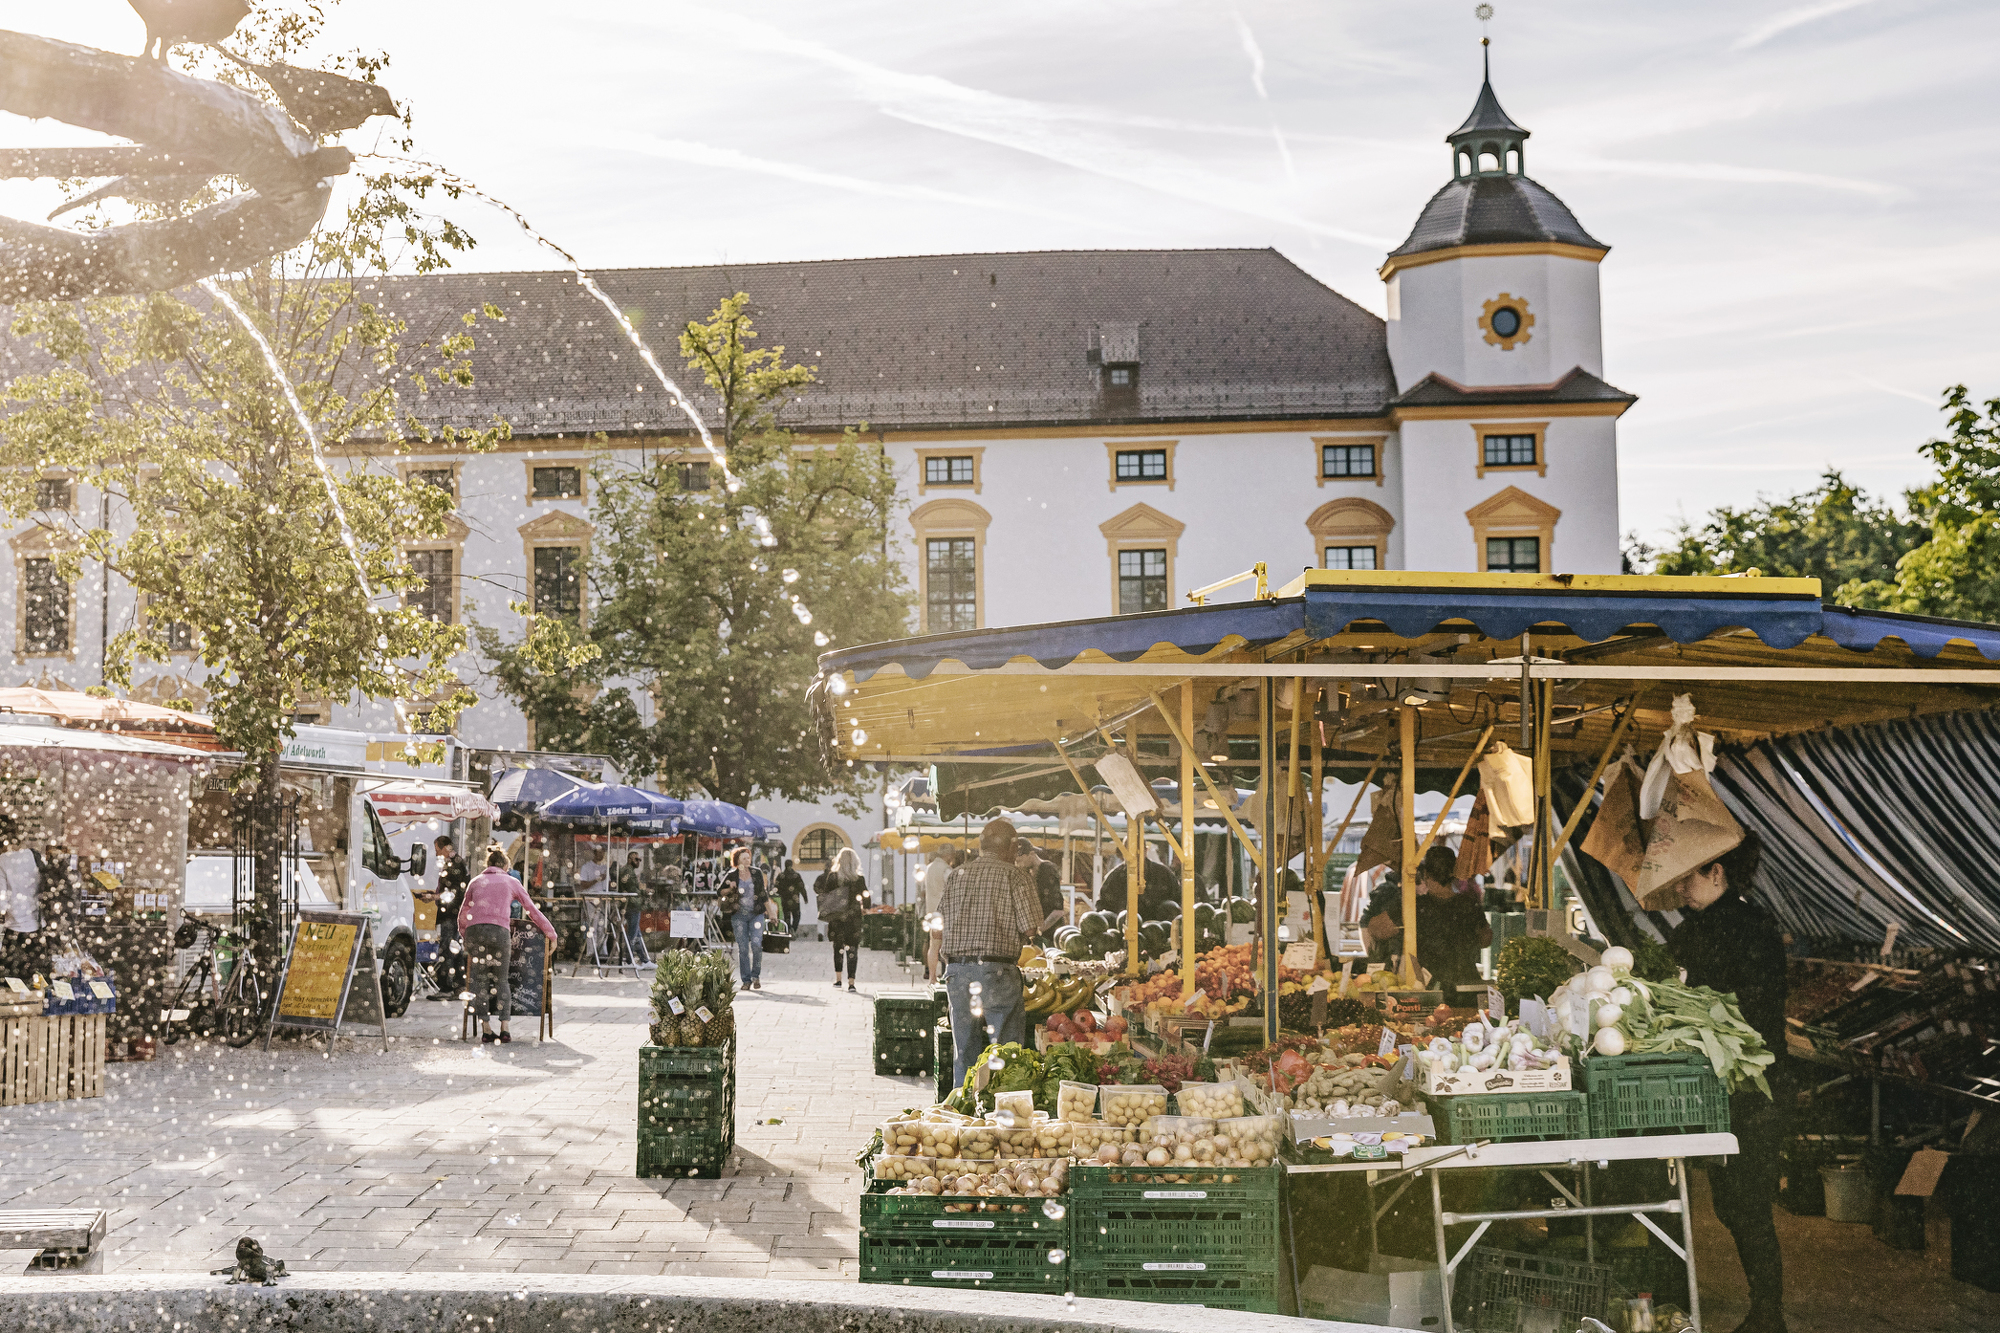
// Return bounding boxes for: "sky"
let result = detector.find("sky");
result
[4,0,1997,547]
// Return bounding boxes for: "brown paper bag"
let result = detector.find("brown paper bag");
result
[1356,787,1401,873]
[1454,791,1493,881]
[1635,768,1744,907]
[1580,765,1647,892]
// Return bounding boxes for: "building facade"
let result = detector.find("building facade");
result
[2,71,1629,878]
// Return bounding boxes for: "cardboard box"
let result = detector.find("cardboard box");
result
[1420,1053,1571,1097]
[1299,1258,1443,1329]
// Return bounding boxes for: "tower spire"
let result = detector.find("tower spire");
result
[1448,32,1528,181]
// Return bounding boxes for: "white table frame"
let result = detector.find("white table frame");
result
[1285,1132,1738,1333]
[572,891,649,976]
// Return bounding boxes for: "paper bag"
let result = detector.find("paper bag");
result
[1580,764,1646,891]
[1635,767,1744,907]
[1356,787,1401,873]
[1638,694,1717,820]
[1454,791,1493,880]
[1477,742,1536,827]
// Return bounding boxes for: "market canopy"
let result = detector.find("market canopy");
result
[489,766,597,815]
[0,687,215,732]
[815,572,2000,785]
[536,784,683,830]
[677,798,773,840]
[365,779,501,823]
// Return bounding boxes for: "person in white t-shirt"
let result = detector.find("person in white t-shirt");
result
[575,847,608,894]
[920,848,960,983]
[0,841,38,934]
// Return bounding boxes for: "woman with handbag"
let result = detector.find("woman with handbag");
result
[718,847,769,991]
[815,847,870,992]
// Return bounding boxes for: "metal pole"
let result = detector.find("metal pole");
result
[1399,704,1420,986]
[1259,676,1278,1047]
[1180,683,1199,1000]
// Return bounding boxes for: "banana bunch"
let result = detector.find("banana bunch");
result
[1024,975,1098,1017]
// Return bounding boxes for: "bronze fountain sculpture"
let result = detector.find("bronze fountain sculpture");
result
[0,3,395,302]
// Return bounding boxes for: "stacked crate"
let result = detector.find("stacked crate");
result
[637,1042,735,1179]
[859,1185,1069,1292]
[873,991,940,1077]
[1454,1246,1614,1332]
[1427,1091,1591,1145]
[1581,1052,1731,1138]
[862,912,901,952]
[1069,1165,1287,1313]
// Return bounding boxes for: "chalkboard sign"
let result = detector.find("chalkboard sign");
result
[509,923,545,1018]
[265,910,390,1052]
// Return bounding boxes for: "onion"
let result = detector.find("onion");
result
[1594,1027,1627,1057]
[1601,946,1634,971]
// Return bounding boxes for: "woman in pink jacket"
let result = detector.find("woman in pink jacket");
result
[457,850,556,1044]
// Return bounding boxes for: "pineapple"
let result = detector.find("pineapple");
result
[702,1008,735,1046]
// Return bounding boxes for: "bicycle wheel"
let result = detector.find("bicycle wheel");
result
[219,962,265,1048]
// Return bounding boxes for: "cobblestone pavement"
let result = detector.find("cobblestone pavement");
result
[0,938,937,1277]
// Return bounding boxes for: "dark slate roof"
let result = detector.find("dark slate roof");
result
[1449,78,1529,141]
[1386,175,1606,261]
[359,248,1395,437]
[1390,366,1637,410]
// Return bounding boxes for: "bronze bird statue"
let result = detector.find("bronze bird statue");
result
[130,0,254,61]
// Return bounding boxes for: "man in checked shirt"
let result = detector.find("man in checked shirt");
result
[940,817,1044,1088]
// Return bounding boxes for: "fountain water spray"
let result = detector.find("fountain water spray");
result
[199,277,375,605]
[358,154,827,644]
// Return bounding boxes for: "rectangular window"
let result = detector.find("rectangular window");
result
[410,468,455,499]
[1107,367,1134,387]
[23,558,68,653]
[1321,444,1376,478]
[165,619,196,653]
[1483,434,1538,468]
[34,478,72,510]
[1324,545,1378,571]
[925,538,977,632]
[678,461,710,492]
[1117,548,1169,614]
[532,545,582,620]
[1486,537,1542,573]
[407,548,454,623]
[531,465,582,499]
[1114,449,1168,482]
[923,456,976,486]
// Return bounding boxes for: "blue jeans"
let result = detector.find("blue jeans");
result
[733,907,765,983]
[944,961,1024,1090]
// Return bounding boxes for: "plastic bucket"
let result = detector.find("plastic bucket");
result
[1821,1163,1872,1223]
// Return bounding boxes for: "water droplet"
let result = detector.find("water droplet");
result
[968,982,982,995]
[1042,1199,1066,1220]
[814,631,830,646]
[851,728,867,745]
[987,1055,1004,1071]
[782,569,800,584]
[1047,1248,1066,1265]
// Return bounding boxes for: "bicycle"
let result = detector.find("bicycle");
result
[163,919,267,1048]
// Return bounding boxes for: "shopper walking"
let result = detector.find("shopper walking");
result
[773,858,807,934]
[941,818,1044,1088]
[816,847,870,991]
[720,847,770,991]
[425,835,470,1000]
[457,850,556,1044]
[1666,832,1790,1333]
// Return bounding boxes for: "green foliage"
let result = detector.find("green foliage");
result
[1629,934,1680,983]
[1840,387,2000,622]
[1649,469,1921,587]
[478,295,911,807]
[1494,935,1581,1005]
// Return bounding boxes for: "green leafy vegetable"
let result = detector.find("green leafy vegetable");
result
[1496,936,1581,1005]
[1611,975,1775,1097]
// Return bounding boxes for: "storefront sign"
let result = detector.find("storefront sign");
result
[265,909,389,1052]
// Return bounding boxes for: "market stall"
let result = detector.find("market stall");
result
[817,570,2000,1326]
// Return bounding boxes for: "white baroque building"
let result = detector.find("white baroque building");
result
[2,68,1630,878]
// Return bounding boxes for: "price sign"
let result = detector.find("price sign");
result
[51,980,74,1001]
[1308,975,1331,995]
[667,996,685,1015]
[1488,986,1505,1023]
[88,981,113,1000]
[694,1006,714,1024]
[1378,1026,1398,1057]
[3,977,25,995]
[669,910,705,939]
[1281,941,1318,971]
[1338,960,1355,998]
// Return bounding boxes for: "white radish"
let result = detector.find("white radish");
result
[1587,967,1616,992]
[1600,946,1634,971]
[1610,986,1633,1007]
[1594,1026,1627,1056]
[1596,1004,1624,1030]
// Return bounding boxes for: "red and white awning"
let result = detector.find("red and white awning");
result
[366,780,500,823]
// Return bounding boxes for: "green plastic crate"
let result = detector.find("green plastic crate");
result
[1454,1246,1613,1333]
[1071,1165,1282,1273]
[862,914,901,951]
[1582,1052,1731,1138]
[874,1032,934,1076]
[1428,1090,1590,1145]
[637,1119,733,1179]
[874,993,943,1040]
[639,1072,732,1126]
[1072,1164,1284,1207]
[1071,1269,1283,1313]
[861,1187,1067,1241]
[639,1042,734,1077]
[860,1235,1067,1292]
[935,1022,956,1103]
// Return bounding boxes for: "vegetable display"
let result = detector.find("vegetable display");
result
[1414,1017,1565,1078]
[1550,949,1774,1097]
[1494,935,1582,1006]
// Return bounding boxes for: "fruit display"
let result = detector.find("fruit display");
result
[1042,1007,1127,1044]
[990,1120,1072,1159]
[647,949,735,1047]
[1023,974,1103,1018]
[1068,1122,1137,1155]
[1078,1113,1282,1169]
[881,1118,968,1158]
[1550,946,1775,1095]
[1100,1084,1169,1125]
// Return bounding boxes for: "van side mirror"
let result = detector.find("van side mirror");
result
[405,844,429,877]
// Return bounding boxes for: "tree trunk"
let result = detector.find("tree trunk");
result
[250,752,286,969]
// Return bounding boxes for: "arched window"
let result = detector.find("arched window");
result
[794,824,849,869]
[1506,148,1520,175]
[1478,150,1500,174]
[1307,498,1395,573]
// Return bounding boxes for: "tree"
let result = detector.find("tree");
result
[477,294,911,809]
[1841,386,2000,620]
[0,5,500,967]
[1648,469,1921,588]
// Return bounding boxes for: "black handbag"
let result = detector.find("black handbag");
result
[762,927,792,954]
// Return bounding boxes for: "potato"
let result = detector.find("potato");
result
[1101,1085,1169,1127]
[1175,1082,1246,1119]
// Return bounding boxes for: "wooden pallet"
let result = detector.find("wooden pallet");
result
[0,1208,107,1253]
[0,1015,107,1106]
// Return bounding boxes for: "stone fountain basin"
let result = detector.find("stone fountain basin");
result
[0,1272,1403,1332]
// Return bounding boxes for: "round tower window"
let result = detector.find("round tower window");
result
[1479,293,1535,349]
[1489,306,1521,338]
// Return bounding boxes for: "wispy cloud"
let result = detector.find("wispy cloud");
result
[1734,0,1878,52]
[663,10,1388,246]
[1231,9,1299,188]
[1556,155,1901,199]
